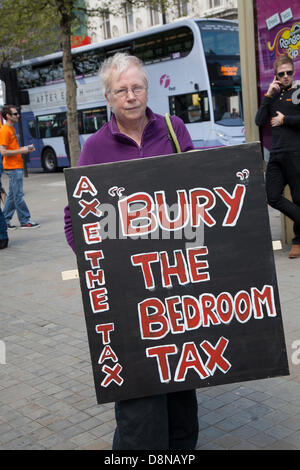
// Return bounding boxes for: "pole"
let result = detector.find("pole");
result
[237,0,260,143]
[161,0,167,24]
[15,91,28,178]
[18,111,28,178]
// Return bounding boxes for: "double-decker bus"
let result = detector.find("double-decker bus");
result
[15,18,244,172]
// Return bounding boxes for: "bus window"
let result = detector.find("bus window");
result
[37,115,53,138]
[212,87,243,126]
[81,107,108,134]
[37,113,66,138]
[198,21,240,56]
[48,61,64,83]
[73,50,104,77]
[134,26,194,64]
[17,27,194,90]
[169,91,210,124]
[28,120,38,139]
[18,60,64,88]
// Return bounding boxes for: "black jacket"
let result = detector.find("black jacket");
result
[255,84,300,153]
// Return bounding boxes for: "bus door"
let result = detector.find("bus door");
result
[21,111,43,168]
[80,106,109,145]
[169,91,212,147]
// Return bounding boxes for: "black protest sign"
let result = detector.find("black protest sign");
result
[64,143,289,404]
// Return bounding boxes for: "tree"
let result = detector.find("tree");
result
[0,1,60,65]
[0,0,188,167]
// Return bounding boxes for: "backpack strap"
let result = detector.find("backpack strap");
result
[164,113,181,153]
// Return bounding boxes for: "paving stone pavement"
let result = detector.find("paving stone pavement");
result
[0,170,299,450]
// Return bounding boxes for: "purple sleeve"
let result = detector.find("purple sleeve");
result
[77,137,97,167]
[64,139,93,252]
[64,204,75,252]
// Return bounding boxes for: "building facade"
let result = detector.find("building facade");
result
[87,0,238,43]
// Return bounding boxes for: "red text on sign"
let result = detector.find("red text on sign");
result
[146,337,231,383]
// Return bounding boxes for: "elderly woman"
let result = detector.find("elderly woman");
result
[64,53,198,450]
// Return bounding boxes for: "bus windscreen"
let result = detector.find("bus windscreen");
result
[197,21,243,127]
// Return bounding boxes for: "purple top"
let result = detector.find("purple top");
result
[64,107,194,251]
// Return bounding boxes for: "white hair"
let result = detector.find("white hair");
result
[99,52,148,96]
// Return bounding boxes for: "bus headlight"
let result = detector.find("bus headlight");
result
[216,132,228,142]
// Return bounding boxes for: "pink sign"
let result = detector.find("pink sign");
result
[255,1,300,151]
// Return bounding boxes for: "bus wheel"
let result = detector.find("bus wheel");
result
[42,148,57,172]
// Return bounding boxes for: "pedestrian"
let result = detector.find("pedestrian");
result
[255,55,300,259]
[0,136,8,249]
[0,155,5,196]
[0,111,6,202]
[61,118,70,163]
[0,148,7,208]
[0,109,8,249]
[0,206,8,249]
[64,52,199,450]
[0,105,40,230]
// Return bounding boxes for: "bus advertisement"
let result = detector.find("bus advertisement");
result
[255,1,300,160]
[15,18,245,172]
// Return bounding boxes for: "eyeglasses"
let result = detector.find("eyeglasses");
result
[113,86,147,98]
[10,112,20,116]
[277,70,294,78]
